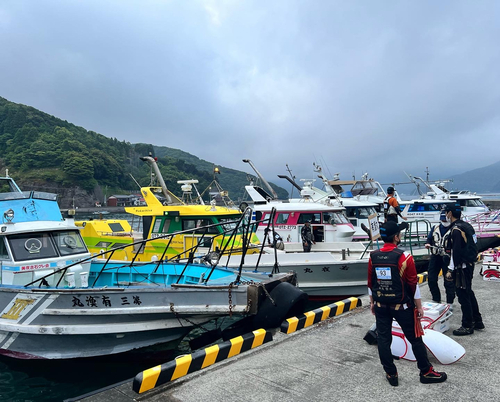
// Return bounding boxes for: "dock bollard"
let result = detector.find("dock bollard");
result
[280,296,362,334]
[417,271,429,284]
[133,328,273,394]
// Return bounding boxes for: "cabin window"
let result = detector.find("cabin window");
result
[297,213,321,224]
[466,199,483,207]
[276,213,290,224]
[108,222,126,232]
[358,207,377,218]
[182,219,219,234]
[345,208,356,218]
[162,220,171,233]
[326,212,349,224]
[0,238,9,260]
[8,233,58,261]
[52,230,88,256]
[7,231,88,261]
[219,218,240,233]
[152,219,163,233]
[408,204,441,212]
[182,220,196,231]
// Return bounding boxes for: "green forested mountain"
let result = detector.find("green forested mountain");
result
[152,145,288,201]
[0,96,287,207]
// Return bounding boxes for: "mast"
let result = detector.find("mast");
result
[242,159,278,200]
[140,155,173,204]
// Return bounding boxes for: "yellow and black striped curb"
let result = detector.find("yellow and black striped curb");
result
[280,296,362,334]
[417,271,429,284]
[133,328,272,394]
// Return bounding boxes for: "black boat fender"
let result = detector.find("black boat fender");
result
[252,282,308,330]
[220,283,307,341]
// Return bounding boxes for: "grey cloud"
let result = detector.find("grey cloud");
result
[0,0,499,189]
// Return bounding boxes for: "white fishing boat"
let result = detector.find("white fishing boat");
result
[0,174,304,360]
[230,161,431,300]
[296,165,381,241]
[221,160,373,300]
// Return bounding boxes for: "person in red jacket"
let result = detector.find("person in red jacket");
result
[368,221,447,386]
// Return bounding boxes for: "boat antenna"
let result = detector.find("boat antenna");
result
[285,163,296,198]
[129,173,142,190]
[242,159,278,200]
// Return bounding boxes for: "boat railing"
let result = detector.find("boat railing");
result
[360,219,431,259]
[464,210,500,234]
[402,219,432,255]
[24,206,275,289]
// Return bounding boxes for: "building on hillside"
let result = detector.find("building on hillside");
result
[106,195,141,207]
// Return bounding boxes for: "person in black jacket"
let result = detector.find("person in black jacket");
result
[301,221,315,252]
[443,202,484,336]
[425,211,455,305]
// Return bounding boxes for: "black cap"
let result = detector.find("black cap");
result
[443,202,461,213]
[380,221,408,241]
[387,186,395,194]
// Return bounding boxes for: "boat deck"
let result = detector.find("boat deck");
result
[72,265,497,402]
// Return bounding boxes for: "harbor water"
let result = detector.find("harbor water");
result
[0,211,173,401]
[0,318,241,401]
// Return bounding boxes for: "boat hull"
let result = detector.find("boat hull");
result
[222,252,369,299]
[0,281,263,360]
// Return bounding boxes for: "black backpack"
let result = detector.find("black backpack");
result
[453,221,478,264]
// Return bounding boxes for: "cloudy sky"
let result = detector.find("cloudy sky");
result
[1,0,499,190]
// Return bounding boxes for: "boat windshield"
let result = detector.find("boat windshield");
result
[0,190,30,201]
[328,212,350,224]
[7,230,88,262]
[182,219,220,234]
[218,217,242,233]
[358,207,377,218]
[351,182,379,196]
[464,199,486,207]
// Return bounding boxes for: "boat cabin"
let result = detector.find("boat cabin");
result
[78,186,259,262]
[0,176,91,287]
[254,205,354,245]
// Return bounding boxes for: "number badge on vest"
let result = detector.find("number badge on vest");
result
[375,267,392,280]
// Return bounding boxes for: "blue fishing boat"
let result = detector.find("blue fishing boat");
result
[0,174,304,360]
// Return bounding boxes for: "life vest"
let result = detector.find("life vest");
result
[371,248,411,304]
[431,225,448,256]
[384,195,398,216]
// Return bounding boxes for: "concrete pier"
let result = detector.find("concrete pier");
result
[72,267,498,402]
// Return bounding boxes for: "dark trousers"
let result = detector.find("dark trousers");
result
[453,264,482,328]
[375,304,431,375]
[303,242,312,252]
[428,255,456,304]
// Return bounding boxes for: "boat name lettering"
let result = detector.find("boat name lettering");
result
[20,263,50,271]
[322,267,330,272]
[274,225,297,230]
[408,213,425,216]
[71,295,142,308]
[304,267,313,273]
